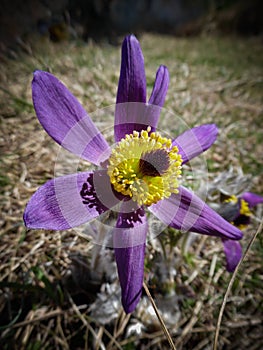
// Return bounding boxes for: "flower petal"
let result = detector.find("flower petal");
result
[114,202,147,313]
[172,124,218,164]
[149,186,243,240]
[241,192,263,208]
[114,102,164,141]
[116,35,146,104]
[222,239,242,272]
[32,71,110,165]
[24,170,119,230]
[148,65,169,107]
[143,65,170,133]
[115,35,147,141]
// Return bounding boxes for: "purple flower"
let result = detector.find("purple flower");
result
[219,192,263,272]
[24,35,243,313]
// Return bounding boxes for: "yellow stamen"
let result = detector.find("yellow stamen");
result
[107,127,182,206]
[224,195,238,204]
[239,199,251,217]
[224,195,252,230]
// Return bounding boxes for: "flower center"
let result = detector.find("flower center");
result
[223,195,252,230]
[239,199,251,217]
[139,149,170,177]
[107,127,182,206]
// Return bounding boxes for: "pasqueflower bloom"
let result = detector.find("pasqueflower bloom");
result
[219,192,263,272]
[24,35,243,313]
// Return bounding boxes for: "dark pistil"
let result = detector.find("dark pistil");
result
[139,149,170,177]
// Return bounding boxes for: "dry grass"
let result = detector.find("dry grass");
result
[0,33,262,349]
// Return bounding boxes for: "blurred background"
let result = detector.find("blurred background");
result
[1,0,263,55]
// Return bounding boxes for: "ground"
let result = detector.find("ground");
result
[0,33,262,349]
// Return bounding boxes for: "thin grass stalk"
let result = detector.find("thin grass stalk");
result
[213,219,263,350]
[143,281,176,350]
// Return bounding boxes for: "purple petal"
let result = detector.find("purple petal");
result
[148,65,169,107]
[142,65,170,133]
[114,102,165,141]
[114,202,147,313]
[115,35,147,142]
[32,71,110,165]
[172,124,218,164]
[222,239,242,272]
[24,170,119,230]
[149,186,243,240]
[116,35,146,105]
[241,192,263,208]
